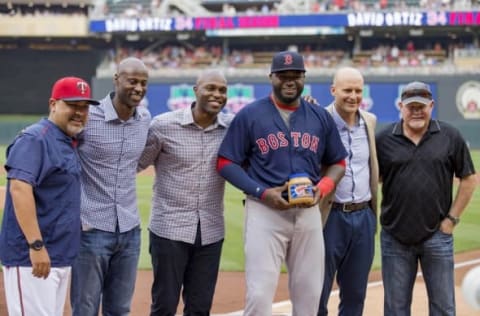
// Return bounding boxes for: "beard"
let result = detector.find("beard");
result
[273,84,304,105]
[64,116,86,137]
[65,124,85,137]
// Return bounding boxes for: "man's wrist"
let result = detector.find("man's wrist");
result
[316,176,335,198]
[445,213,460,226]
[28,239,45,251]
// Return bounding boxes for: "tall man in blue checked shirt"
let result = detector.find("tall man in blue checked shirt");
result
[318,67,378,316]
[138,69,233,316]
[70,57,151,316]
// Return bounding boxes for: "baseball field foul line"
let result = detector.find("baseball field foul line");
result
[220,257,480,316]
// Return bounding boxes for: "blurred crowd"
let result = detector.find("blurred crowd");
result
[1,0,479,18]
[100,0,480,18]
[1,0,478,74]
[97,39,479,73]
[99,0,480,18]
[99,44,345,71]
[0,2,90,16]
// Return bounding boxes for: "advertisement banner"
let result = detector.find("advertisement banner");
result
[143,82,438,123]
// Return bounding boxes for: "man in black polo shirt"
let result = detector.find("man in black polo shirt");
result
[376,81,477,316]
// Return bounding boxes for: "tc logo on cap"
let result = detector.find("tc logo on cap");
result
[77,81,89,95]
[50,76,100,105]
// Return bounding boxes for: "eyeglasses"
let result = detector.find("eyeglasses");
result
[274,73,305,82]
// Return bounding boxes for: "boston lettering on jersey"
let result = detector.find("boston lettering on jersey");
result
[256,131,319,154]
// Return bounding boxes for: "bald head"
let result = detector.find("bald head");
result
[116,57,148,76]
[330,67,364,120]
[332,67,364,86]
[195,69,226,86]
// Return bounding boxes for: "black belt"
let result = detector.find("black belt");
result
[331,201,370,212]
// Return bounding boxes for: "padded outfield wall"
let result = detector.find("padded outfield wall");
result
[0,49,103,145]
[0,49,102,114]
[92,74,480,149]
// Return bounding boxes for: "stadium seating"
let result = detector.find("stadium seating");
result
[85,0,475,18]
[1,0,478,77]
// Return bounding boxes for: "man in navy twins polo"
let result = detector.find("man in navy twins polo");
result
[0,76,99,316]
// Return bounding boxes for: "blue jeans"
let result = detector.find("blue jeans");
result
[381,229,455,316]
[70,227,141,316]
[149,230,223,316]
[318,206,376,316]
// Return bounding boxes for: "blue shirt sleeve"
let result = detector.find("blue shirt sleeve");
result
[218,107,251,164]
[5,134,49,187]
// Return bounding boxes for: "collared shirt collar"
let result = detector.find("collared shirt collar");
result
[331,103,362,130]
[103,92,144,122]
[180,102,229,129]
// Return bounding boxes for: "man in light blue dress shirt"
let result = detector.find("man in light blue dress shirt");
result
[318,67,379,316]
[70,57,151,316]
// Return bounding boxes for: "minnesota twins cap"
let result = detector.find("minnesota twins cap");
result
[401,81,433,106]
[51,76,100,105]
[270,51,306,73]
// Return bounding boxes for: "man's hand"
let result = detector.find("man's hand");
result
[439,217,455,235]
[291,185,321,209]
[262,183,290,210]
[302,95,319,105]
[311,185,321,205]
[30,248,51,279]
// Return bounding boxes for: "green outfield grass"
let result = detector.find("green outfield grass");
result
[0,145,4,187]
[0,114,43,122]
[0,145,479,271]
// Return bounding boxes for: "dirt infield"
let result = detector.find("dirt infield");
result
[0,250,479,315]
[132,250,480,315]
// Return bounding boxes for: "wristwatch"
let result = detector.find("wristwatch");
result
[28,239,44,251]
[445,214,460,226]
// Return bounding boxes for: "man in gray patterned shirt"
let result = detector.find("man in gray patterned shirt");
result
[70,57,151,316]
[138,69,232,316]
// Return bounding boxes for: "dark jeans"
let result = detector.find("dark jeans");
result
[149,229,223,316]
[381,229,455,316]
[319,206,376,316]
[70,227,141,316]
